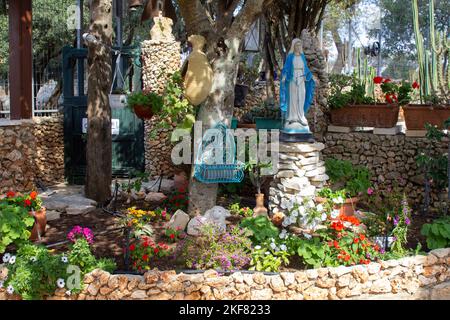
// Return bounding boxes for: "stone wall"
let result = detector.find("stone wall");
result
[2,248,450,300]
[141,39,181,178]
[323,132,448,209]
[0,117,65,194]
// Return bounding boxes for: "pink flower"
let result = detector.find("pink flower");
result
[367,188,374,195]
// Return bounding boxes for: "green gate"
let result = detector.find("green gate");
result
[63,46,145,184]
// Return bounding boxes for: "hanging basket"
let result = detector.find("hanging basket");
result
[194,122,245,184]
[133,105,154,120]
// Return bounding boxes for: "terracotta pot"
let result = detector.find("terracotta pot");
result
[29,207,47,241]
[330,104,400,128]
[253,193,268,217]
[403,104,450,130]
[133,105,154,120]
[314,196,359,216]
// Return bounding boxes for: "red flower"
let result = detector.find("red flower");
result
[170,233,175,240]
[6,191,15,198]
[142,241,149,248]
[344,255,351,262]
[412,81,420,89]
[359,234,366,241]
[331,221,344,232]
[30,191,38,200]
[383,78,392,83]
[154,248,160,254]
[333,240,340,249]
[374,76,383,84]
[129,244,136,251]
[24,199,32,207]
[386,94,393,104]
[354,238,359,244]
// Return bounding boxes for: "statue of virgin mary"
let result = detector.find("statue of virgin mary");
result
[280,38,316,135]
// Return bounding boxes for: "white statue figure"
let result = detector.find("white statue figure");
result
[280,38,316,135]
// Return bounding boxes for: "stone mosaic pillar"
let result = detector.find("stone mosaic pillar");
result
[268,141,329,214]
[141,39,181,178]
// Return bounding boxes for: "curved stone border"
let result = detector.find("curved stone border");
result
[1,248,450,300]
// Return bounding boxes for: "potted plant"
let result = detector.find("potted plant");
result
[109,88,128,108]
[404,0,450,130]
[328,74,415,128]
[245,161,272,217]
[126,91,163,120]
[0,191,46,243]
[322,159,372,216]
[240,102,282,129]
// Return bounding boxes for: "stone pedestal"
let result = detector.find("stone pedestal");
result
[268,142,329,214]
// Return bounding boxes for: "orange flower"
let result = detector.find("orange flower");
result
[30,191,38,200]
[331,221,344,232]
[359,234,366,241]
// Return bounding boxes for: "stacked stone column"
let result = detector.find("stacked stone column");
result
[141,39,181,178]
[269,142,329,214]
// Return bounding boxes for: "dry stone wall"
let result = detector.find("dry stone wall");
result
[323,132,448,209]
[2,248,450,300]
[0,117,65,193]
[141,39,181,178]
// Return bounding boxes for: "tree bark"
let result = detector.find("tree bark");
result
[85,0,113,203]
[331,28,345,74]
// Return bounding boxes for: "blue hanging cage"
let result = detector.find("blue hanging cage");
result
[194,122,244,184]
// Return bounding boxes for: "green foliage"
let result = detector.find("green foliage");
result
[2,243,68,300]
[0,203,34,253]
[328,75,375,110]
[126,91,163,112]
[240,216,279,244]
[325,158,371,197]
[250,244,290,272]
[421,216,450,250]
[120,171,150,194]
[296,237,329,269]
[229,203,253,218]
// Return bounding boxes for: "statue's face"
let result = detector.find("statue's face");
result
[294,42,302,54]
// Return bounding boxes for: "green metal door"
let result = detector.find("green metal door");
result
[62,46,144,184]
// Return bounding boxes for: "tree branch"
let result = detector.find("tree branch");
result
[178,0,214,37]
[227,0,274,39]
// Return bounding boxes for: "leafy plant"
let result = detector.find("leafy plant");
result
[1,191,43,211]
[120,171,150,195]
[421,216,450,250]
[240,216,279,244]
[390,195,412,255]
[126,91,163,112]
[162,189,189,212]
[164,226,185,243]
[229,203,253,218]
[129,236,172,272]
[250,244,290,272]
[0,203,35,253]
[296,237,328,269]
[177,224,252,271]
[325,158,372,197]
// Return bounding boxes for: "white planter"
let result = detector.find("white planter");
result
[109,94,127,108]
[373,236,395,250]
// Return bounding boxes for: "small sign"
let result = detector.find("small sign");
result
[82,118,120,135]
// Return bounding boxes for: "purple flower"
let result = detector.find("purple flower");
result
[405,217,411,225]
[367,187,374,195]
[393,216,399,226]
[67,226,94,244]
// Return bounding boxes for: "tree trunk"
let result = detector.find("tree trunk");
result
[332,28,345,74]
[85,0,113,203]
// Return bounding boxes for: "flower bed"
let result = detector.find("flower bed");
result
[1,248,449,300]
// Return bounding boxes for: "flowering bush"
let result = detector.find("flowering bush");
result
[67,226,94,244]
[162,189,189,212]
[280,197,327,232]
[164,226,185,243]
[177,224,252,271]
[229,203,253,218]
[1,190,43,211]
[374,76,418,105]
[129,237,172,272]
[390,195,412,256]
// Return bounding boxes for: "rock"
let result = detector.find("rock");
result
[167,210,190,231]
[203,206,231,232]
[130,290,147,300]
[281,176,309,191]
[306,269,319,280]
[144,192,167,203]
[302,286,328,300]
[46,210,61,221]
[251,289,273,300]
[186,216,209,236]
[329,266,352,277]
[370,278,392,293]
[367,263,381,275]
[269,276,286,292]
[66,204,96,215]
[430,248,450,259]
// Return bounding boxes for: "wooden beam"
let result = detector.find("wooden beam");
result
[9,0,32,120]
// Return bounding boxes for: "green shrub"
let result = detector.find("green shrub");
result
[240,216,279,244]
[126,91,163,113]
[421,216,450,250]
[0,203,35,254]
[325,158,371,197]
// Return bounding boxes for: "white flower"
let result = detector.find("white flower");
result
[2,253,11,263]
[308,200,315,208]
[65,290,72,296]
[0,280,4,288]
[8,256,16,265]
[317,204,324,212]
[298,206,306,215]
[331,209,340,219]
[321,213,327,221]
[270,242,278,250]
[265,251,270,255]
[334,196,344,204]
[280,244,287,251]
[254,245,261,250]
[57,278,65,289]
[282,219,290,228]
[303,233,312,240]
[30,257,37,262]
[291,210,299,217]
[286,201,294,211]
[6,285,14,295]
[61,256,68,263]
[279,229,287,239]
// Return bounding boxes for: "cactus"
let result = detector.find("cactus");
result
[354,47,375,98]
[412,0,449,103]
